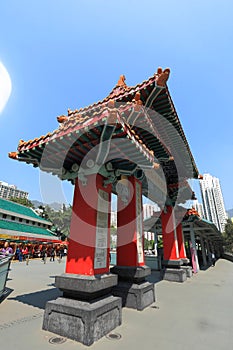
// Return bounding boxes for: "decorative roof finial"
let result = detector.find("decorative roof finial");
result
[133,92,143,105]
[8,152,18,159]
[57,115,68,123]
[156,67,170,86]
[132,91,143,111]
[117,75,127,88]
[18,139,25,147]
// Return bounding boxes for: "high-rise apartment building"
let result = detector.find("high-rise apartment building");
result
[0,181,28,200]
[143,203,160,220]
[199,174,227,232]
[192,199,204,218]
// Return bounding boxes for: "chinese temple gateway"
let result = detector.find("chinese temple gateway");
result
[10,68,212,345]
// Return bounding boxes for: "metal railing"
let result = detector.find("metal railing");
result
[0,255,12,300]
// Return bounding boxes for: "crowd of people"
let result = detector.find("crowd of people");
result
[0,241,67,264]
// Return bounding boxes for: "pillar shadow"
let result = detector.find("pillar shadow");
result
[199,264,212,271]
[222,254,233,263]
[7,288,62,309]
[146,271,162,284]
[199,258,220,270]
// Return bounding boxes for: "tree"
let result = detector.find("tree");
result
[144,238,154,250]
[157,236,163,248]
[38,204,72,240]
[144,237,149,250]
[223,219,233,252]
[9,197,34,208]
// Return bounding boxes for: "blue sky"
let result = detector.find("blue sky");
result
[0,0,233,209]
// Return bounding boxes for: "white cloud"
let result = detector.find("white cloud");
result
[0,61,12,113]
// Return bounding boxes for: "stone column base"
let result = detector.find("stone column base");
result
[181,258,190,265]
[55,273,118,300]
[161,268,187,283]
[42,273,122,346]
[181,266,192,278]
[112,281,155,311]
[162,259,183,268]
[110,265,155,310]
[43,295,122,346]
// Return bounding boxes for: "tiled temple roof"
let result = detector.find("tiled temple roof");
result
[9,68,199,204]
[0,198,50,224]
[0,220,55,237]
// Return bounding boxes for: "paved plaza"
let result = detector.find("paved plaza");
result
[1,258,233,350]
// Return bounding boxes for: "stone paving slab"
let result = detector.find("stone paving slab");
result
[0,258,233,350]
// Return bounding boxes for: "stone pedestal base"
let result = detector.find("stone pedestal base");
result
[162,259,183,268]
[181,258,190,265]
[181,266,192,278]
[111,265,155,310]
[42,273,122,346]
[110,265,151,282]
[55,273,118,300]
[161,268,187,283]
[112,281,155,310]
[43,295,121,346]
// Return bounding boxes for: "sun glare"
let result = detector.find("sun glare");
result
[0,61,12,113]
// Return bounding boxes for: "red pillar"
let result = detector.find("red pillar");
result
[176,223,187,259]
[116,176,145,267]
[161,206,180,261]
[66,174,111,275]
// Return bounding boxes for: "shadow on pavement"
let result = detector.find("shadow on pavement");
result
[146,271,162,284]
[0,287,14,303]
[7,288,62,309]
[199,264,212,271]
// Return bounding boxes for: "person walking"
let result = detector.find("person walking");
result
[50,247,55,262]
[57,246,64,263]
[16,246,23,262]
[41,247,47,264]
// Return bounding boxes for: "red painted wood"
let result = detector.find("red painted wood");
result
[161,206,180,261]
[117,177,145,267]
[66,174,111,275]
[176,223,187,259]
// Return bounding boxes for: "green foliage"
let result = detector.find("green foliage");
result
[223,219,233,252]
[39,204,72,240]
[144,238,154,250]
[157,236,163,248]
[144,238,149,250]
[9,197,34,208]
[110,226,117,234]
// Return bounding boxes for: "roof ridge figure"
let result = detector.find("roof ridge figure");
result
[156,67,170,86]
[116,74,127,88]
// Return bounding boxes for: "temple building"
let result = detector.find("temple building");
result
[144,207,223,272]
[8,67,222,345]
[0,197,61,244]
